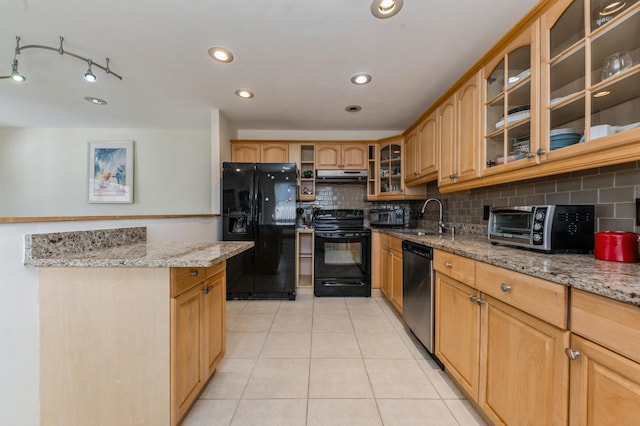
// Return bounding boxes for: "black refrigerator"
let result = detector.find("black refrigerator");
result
[222,162,297,300]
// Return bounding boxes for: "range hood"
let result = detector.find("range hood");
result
[316,169,368,183]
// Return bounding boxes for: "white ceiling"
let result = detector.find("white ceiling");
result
[0,0,539,131]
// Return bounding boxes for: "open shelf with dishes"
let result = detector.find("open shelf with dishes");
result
[299,145,315,201]
[484,39,537,172]
[367,144,377,198]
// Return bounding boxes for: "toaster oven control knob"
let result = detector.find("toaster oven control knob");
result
[533,222,543,231]
[534,211,545,221]
[533,233,543,243]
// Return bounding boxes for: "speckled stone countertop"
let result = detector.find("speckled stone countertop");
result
[380,229,640,307]
[24,227,254,268]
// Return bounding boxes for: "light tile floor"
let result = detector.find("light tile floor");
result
[182,289,487,426]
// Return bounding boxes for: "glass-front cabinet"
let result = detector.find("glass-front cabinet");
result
[378,139,403,195]
[483,27,539,174]
[540,0,640,160]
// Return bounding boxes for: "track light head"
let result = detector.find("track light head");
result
[84,59,97,82]
[10,59,25,82]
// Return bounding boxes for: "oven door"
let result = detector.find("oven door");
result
[314,232,371,296]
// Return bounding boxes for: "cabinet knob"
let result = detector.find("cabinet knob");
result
[476,299,485,305]
[201,287,209,295]
[526,152,535,158]
[191,270,199,277]
[501,283,511,292]
[537,148,546,156]
[565,348,581,360]
[449,174,458,179]
[388,250,392,256]
[469,295,477,302]
[444,262,452,268]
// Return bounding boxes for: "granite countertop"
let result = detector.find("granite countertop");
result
[24,227,254,268]
[380,229,640,307]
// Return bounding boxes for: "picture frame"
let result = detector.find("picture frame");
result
[88,140,134,203]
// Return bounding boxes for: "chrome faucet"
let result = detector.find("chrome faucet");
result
[421,198,446,234]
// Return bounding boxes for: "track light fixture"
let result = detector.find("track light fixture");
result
[0,36,122,82]
[84,59,97,82]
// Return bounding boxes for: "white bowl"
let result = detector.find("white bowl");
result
[590,124,614,140]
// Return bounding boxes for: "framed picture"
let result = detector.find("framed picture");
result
[88,141,134,203]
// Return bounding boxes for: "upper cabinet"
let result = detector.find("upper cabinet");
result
[405,111,438,186]
[315,143,368,169]
[483,26,540,174]
[368,136,427,200]
[539,0,640,161]
[438,72,482,187]
[231,141,289,163]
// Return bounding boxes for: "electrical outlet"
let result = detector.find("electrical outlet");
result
[483,205,491,221]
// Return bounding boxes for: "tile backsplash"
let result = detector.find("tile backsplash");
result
[299,160,640,234]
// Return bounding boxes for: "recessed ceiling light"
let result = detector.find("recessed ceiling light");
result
[208,47,234,63]
[235,89,254,99]
[351,73,372,85]
[593,90,611,98]
[345,105,362,112]
[370,0,404,19]
[600,1,626,15]
[84,96,107,105]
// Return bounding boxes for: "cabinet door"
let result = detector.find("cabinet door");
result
[435,274,480,399]
[390,248,403,312]
[261,143,289,163]
[380,236,391,298]
[438,96,456,186]
[417,113,438,179]
[457,73,482,182]
[315,144,342,169]
[342,144,367,169]
[404,130,418,182]
[204,273,225,378]
[371,232,382,289]
[568,334,640,426]
[171,284,204,425]
[232,143,261,162]
[479,295,569,426]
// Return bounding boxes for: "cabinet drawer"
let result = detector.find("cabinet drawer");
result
[433,250,475,286]
[571,289,640,364]
[389,236,403,253]
[206,261,226,279]
[171,267,206,297]
[476,262,567,329]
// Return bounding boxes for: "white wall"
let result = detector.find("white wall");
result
[0,128,212,217]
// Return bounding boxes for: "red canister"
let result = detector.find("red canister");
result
[594,231,639,263]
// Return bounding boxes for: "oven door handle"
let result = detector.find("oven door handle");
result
[322,281,366,287]
[316,234,369,239]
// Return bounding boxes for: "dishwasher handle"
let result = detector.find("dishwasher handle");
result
[402,240,433,259]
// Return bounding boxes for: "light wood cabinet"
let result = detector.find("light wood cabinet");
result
[438,72,482,187]
[171,262,226,426]
[405,118,438,185]
[435,273,481,399]
[567,288,640,424]
[231,141,289,163]
[479,294,569,425]
[366,136,427,201]
[295,229,314,288]
[315,143,367,169]
[290,143,316,200]
[378,234,402,312]
[434,250,569,425]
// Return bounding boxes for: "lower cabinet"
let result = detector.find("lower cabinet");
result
[380,235,402,312]
[171,262,226,426]
[568,289,640,425]
[435,250,570,425]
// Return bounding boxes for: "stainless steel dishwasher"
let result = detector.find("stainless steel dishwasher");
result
[402,240,439,363]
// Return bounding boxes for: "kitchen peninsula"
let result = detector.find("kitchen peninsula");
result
[24,227,253,426]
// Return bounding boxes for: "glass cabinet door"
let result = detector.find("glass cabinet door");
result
[379,143,402,194]
[484,41,536,171]
[542,0,640,156]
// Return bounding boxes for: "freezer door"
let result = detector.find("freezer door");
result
[222,162,255,241]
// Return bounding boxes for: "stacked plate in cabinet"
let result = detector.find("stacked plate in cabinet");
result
[550,128,581,150]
